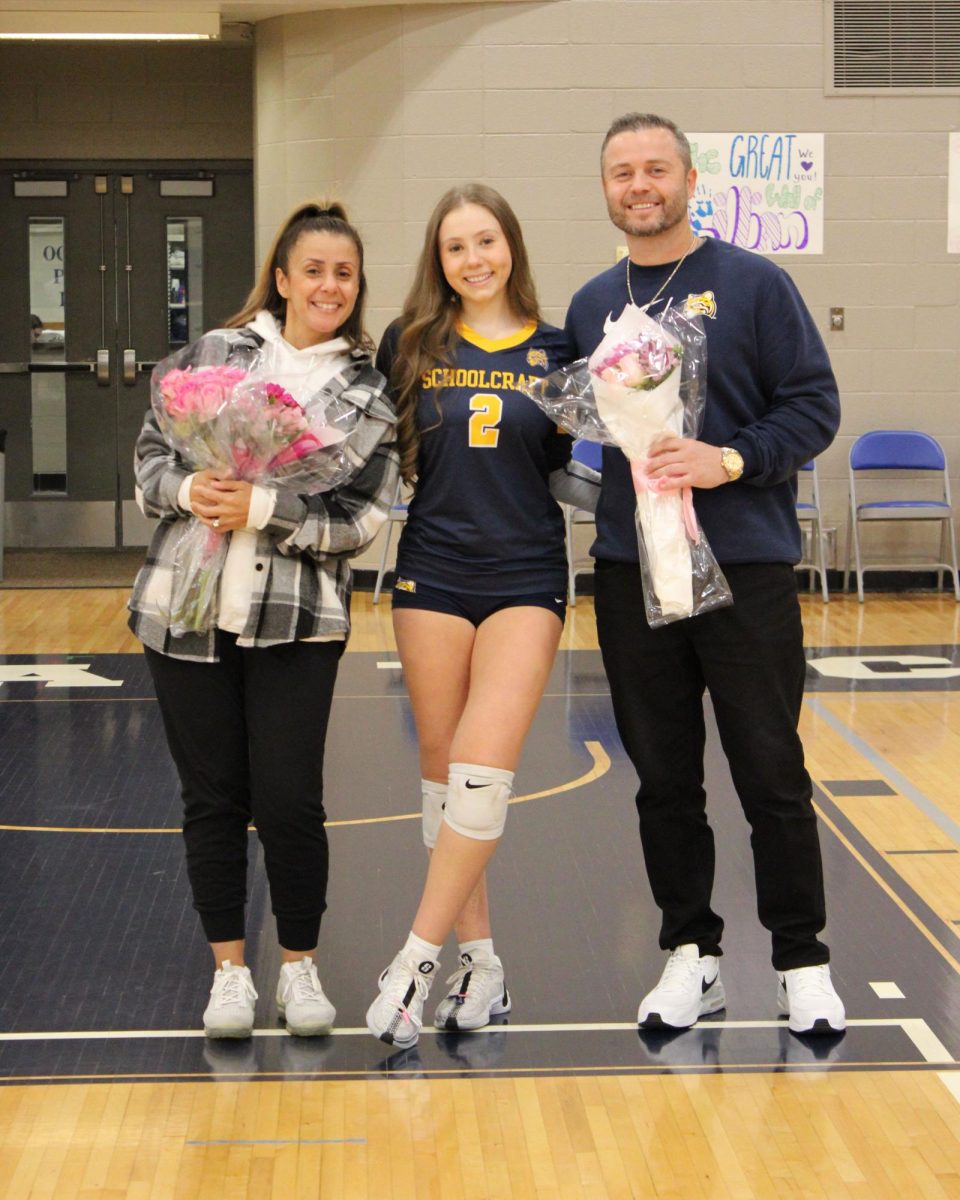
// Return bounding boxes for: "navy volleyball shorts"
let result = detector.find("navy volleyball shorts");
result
[391,578,566,627]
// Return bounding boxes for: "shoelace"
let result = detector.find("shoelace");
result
[786,966,831,998]
[214,971,255,1008]
[443,955,493,1002]
[383,960,430,1027]
[657,949,702,993]
[288,963,324,1002]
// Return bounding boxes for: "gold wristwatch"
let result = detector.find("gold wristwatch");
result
[720,446,744,483]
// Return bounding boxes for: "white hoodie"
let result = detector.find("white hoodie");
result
[178,311,352,636]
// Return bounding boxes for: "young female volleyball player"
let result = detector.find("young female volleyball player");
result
[366,184,597,1047]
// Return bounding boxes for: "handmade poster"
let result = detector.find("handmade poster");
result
[949,133,960,253]
[687,132,825,255]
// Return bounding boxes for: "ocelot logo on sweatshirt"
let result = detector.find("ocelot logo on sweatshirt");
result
[683,290,717,319]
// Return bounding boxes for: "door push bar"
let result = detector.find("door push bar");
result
[0,355,109,384]
[0,352,160,386]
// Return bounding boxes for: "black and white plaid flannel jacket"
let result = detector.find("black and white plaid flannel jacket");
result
[128,334,399,662]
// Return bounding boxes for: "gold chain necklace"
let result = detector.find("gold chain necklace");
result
[626,235,702,308]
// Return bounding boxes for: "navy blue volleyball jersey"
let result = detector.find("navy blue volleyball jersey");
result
[377,320,571,595]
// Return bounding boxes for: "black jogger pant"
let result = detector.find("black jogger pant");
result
[145,634,343,950]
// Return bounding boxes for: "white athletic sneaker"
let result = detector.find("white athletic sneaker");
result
[276,957,336,1037]
[366,950,438,1048]
[777,964,846,1035]
[434,950,512,1031]
[203,960,258,1039]
[637,944,726,1030]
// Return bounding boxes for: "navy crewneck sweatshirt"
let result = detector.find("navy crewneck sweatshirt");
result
[564,238,840,566]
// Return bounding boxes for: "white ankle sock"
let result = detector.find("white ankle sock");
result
[459,937,495,960]
[404,931,441,965]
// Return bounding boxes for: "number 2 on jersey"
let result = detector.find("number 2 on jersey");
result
[468,393,503,448]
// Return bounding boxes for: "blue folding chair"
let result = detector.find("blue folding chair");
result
[845,430,960,603]
[796,460,829,602]
[564,439,602,604]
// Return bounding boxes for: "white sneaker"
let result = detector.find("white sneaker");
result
[203,960,258,1039]
[277,957,336,1037]
[434,950,511,1031]
[366,950,438,1048]
[777,964,846,1034]
[638,944,726,1030]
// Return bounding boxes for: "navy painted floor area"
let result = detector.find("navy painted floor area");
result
[0,649,958,1082]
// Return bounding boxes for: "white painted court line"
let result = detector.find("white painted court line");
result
[375,661,402,670]
[0,1017,947,1048]
[870,982,906,999]
[938,1071,960,1106]
[900,1019,955,1063]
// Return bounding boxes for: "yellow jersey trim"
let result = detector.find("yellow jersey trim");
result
[457,319,538,353]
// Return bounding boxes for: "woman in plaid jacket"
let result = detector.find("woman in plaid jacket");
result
[129,200,398,1039]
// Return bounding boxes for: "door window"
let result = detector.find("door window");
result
[166,217,204,347]
[29,217,67,493]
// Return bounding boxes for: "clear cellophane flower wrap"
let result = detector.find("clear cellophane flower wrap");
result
[150,332,359,636]
[523,303,732,626]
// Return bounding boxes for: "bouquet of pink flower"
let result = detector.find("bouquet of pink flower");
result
[521,303,731,626]
[151,337,358,636]
[594,335,681,390]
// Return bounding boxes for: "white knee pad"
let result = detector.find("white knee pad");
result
[421,778,447,849]
[443,763,515,841]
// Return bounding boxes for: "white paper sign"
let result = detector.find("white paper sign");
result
[687,132,825,255]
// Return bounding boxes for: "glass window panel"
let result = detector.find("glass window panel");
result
[15,180,68,198]
[29,217,67,493]
[166,217,203,348]
[160,180,213,197]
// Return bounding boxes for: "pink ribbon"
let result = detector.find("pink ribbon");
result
[630,460,701,545]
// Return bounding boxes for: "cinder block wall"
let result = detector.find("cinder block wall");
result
[254,1,960,577]
[0,41,253,159]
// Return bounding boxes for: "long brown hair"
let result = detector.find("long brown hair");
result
[392,184,542,484]
[226,198,373,352]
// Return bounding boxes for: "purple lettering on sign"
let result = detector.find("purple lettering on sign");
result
[701,186,810,251]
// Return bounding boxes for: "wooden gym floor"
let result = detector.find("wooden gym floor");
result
[1,585,959,1198]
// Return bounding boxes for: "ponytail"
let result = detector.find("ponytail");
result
[226,197,372,351]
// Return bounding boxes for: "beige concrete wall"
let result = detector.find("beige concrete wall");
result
[253,1,960,577]
[0,41,253,159]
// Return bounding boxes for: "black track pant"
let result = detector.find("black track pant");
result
[145,634,343,950]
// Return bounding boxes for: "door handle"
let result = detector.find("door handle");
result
[123,348,136,385]
[0,361,99,374]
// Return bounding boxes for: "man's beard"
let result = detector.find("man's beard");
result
[607,191,688,239]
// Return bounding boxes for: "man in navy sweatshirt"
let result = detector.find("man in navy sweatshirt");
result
[565,112,845,1036]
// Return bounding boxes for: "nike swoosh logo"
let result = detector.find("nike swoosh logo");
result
[702,975,718,993]
[464,780,489,789]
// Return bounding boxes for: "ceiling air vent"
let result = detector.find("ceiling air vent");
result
[831,0,960,91]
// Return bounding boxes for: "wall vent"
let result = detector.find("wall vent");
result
[831,0,960,91]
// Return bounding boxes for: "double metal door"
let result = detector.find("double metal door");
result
[0,164,252,548]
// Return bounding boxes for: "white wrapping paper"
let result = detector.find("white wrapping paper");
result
[590,306,694,617]
[519,301,732,626]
